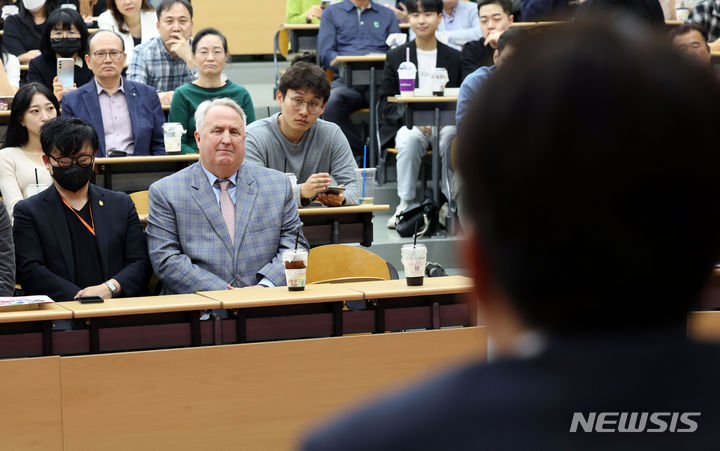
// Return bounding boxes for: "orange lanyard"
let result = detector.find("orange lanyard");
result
[61,198,96,236]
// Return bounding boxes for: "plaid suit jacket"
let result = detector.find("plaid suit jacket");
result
[146,161,308,294]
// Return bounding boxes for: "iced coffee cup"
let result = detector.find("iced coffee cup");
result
[401,243,427,286]
[283,249,308,291]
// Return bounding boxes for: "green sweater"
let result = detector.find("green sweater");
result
[168,80,256,154]
[286,0,322,24]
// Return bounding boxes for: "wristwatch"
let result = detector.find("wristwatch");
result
[105,280,118,298]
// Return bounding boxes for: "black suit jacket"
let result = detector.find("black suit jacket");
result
[13,184,151,301]
[378,40,461,147]
[303,330,720,450]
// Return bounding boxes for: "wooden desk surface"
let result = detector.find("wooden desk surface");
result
[61,294,220,318]
[197,283,364,309]
[60,327,486,450]
[299,204,389,216]
[0,302,72,324]
[281,23,320,30]
[341,275,473,299]
[94,154,199,165]
[688,311,720,342]
[0,356,63,450]
[387,95,458,103]
[331,54,387,66]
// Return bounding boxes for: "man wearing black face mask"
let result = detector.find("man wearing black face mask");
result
[27,7,94,102]
[13,117,151,301]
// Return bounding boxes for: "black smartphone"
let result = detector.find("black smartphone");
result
[321,186,346,195]
[77,296,104,304]
[108,149,127,158]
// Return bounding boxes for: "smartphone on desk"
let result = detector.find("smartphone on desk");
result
[57,57,74,90]
[108,149,127,158]
[77,296,104,304]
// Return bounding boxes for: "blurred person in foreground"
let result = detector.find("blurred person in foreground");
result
[303,18,720,450]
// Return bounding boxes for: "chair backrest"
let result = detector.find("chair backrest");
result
[306,244,392,284]
[129,190,149,216]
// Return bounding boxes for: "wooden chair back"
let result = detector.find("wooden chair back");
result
[306,244,392,284]
[129,190,149,217]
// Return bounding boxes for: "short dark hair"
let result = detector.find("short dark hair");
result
[278,62,331,103]
[107,0,154,34]
[156,0,193,20]
[497,26,524,54]
[2,83,59,148]
[477,0,513,16]
[406,0,443,15]
[457,20,720,334]
[88,29,126,52]
[39,7,90,60]
[668,22,709,43]
[192,27,228,54]
[41,117,99,158]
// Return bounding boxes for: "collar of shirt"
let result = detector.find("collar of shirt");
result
[342,0,377,12]
[74,56,84,68]
[200,162,240,205]
[443,4,458,23]
[94,77,125,96]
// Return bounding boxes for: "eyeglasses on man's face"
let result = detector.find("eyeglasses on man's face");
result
[49,154,95,168]
[288,96,323,114]
[91,50,124,61]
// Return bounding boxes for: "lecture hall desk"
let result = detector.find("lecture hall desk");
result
[198,275,475,344]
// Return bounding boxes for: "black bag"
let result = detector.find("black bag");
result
[396,191,439,238]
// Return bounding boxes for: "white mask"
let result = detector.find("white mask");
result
[22,0,46,12]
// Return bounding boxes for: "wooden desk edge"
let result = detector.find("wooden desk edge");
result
[387,96,459,103]
[0,303,74,323]
[299,204,390,215]
[95,154,199,165]
[281,23,320,30]
[330,55,387,66]
[63,299,222,318]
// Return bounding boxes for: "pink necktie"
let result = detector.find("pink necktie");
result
[218,180,235,244]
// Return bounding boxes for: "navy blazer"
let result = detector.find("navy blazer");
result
[60,78,166,157]
[303,331,720,450]
[13,184,151,301]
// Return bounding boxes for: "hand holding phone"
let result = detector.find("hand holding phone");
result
[56,58,74,91]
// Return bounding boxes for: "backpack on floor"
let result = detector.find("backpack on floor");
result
[396,190,440,238]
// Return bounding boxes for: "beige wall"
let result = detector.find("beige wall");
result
[193,0,287,55]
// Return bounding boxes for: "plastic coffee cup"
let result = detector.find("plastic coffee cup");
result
[283,249,308,291]
[398,61,417,97]
[431,67,449,96]
[25,184,48,198]
[676,7,689,21]
[354,168,376,204]
[162,122,185,154]
[401,243,427,286]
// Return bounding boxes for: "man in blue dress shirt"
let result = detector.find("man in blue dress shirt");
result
[318,0,400,161]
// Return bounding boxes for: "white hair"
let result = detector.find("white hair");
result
[194,98,247,131]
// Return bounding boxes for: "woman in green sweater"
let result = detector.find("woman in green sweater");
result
[169,28,255,154]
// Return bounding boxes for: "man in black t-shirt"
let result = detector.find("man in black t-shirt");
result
[459,0,513,79]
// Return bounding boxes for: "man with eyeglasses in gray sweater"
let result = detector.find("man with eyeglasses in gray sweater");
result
[245,62,359,207]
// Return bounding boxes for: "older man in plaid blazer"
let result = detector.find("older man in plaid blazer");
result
[146,98,308,294]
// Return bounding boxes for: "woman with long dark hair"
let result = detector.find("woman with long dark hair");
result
[27,7,93,101]
[3,0,60,64]
[0,83,59,220]
[98,0,158,64]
